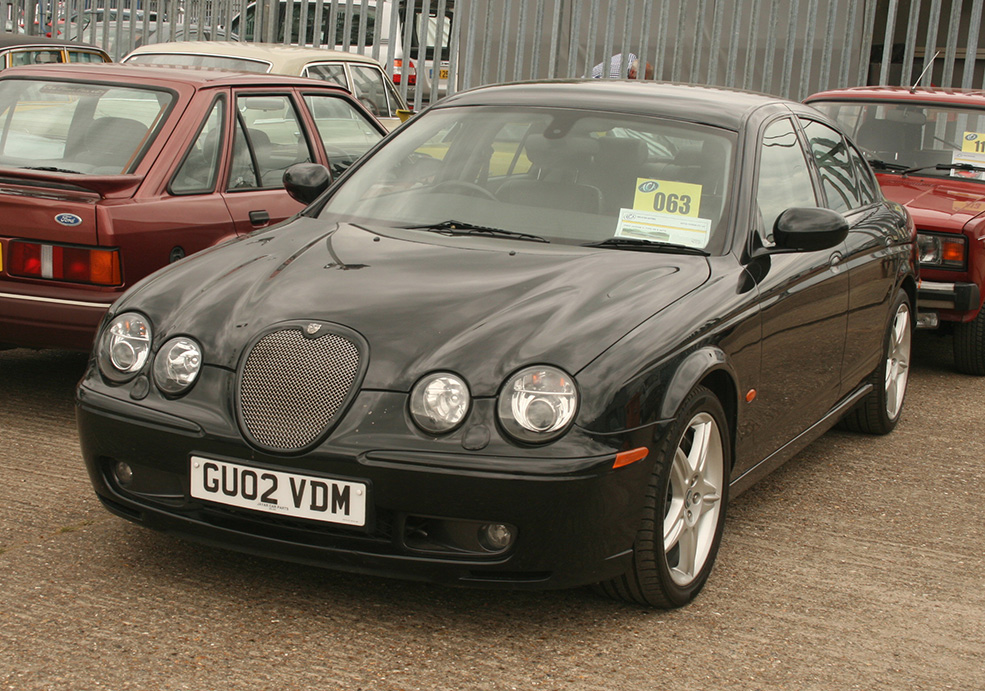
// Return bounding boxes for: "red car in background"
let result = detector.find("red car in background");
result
[807,87,985,374]
[0,63,385,350]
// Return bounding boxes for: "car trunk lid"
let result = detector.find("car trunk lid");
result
[0,170,141,245]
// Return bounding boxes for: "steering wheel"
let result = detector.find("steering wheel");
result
[430,180,498,200]
[359,97,381,116]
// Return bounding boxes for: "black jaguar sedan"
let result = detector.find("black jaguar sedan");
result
[76,81,916,608]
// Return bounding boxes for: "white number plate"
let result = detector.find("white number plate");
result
[190,456,366,526]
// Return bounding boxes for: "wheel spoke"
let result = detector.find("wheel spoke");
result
[664,501,686,551]
[672,524,698,580]
[685,419,712,475]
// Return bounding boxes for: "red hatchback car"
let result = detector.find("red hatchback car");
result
[807,87,985,374]
[0,63,386,350]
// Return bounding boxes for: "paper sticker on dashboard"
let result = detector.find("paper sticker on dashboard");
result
[616,208,712,248]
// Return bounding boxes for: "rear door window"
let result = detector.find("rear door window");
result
[800,118,860,212]
[171,97,226,195]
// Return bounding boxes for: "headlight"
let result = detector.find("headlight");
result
[497,366,578,443]
[409,372,470,433]
[917,232,965,269]
[98,312,152,382]
[153,336,203,395]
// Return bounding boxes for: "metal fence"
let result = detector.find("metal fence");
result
[3,0,984,110]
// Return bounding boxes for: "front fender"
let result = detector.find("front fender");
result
[659,347,738,420]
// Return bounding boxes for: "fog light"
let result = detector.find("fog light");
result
[479,523,515,552]
[916,311,940,329]
[114,461,133,487]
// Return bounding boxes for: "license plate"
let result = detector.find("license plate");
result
[190,456,366,526]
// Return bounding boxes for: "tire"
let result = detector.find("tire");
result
[953,306,985,376]
[841,289,912,434]
[597,385,730,608]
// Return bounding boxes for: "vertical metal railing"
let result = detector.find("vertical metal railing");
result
[4,0,985,101]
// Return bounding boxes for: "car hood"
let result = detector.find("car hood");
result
[877,174,985,232]
[118,217,711,394]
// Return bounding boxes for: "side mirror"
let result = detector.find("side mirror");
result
[773,207,849,252]
[396,109,415,123]
[283,163,332,205]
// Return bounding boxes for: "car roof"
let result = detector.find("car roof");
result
[807,85,985,107]
[0,61,353,90]
[124,41,386,73]
[0,33,105,51]
[439,80,794,131]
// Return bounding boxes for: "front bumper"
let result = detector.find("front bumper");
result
[917,280,981,324]
[76,378,662,590]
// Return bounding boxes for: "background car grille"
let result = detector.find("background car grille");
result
[239,329,361,451]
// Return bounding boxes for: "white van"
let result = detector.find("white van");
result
[227,0,453,100]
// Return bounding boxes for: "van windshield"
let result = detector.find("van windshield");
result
[234,2,377,46]
[400,2,453,61]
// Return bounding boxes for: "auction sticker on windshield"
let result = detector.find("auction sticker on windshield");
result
[190,456,367,526]
[950,132,985,179]
[615,178,711,247]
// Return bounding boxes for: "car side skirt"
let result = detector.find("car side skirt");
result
[729,382,873,496]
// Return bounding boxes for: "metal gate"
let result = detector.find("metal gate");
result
[2,0,983,110]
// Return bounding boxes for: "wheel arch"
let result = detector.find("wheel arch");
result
[659,348,739,469]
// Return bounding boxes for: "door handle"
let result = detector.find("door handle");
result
[829,253,843,273]
[249,210,270,226]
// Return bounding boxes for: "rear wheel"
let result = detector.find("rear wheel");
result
[842,289,911,434]
[953,307,985,375]
[597,385,730,608]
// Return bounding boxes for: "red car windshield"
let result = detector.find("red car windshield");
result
[0,78,173,175]
[812,99,985,182]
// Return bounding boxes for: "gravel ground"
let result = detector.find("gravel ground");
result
[1,334,982,691]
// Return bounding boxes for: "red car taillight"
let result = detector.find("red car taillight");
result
[7,241,121,286]
[392,59,417,86]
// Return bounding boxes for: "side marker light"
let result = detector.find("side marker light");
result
[613,447,649,469]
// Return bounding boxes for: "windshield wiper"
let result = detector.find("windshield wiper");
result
[22,165,84,175]
[866,158,909,172]
[902,162,985,177]
[582,237,710,256]
[401,219,549,243]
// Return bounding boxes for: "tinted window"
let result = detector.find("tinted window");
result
[756,117,818,241]
[800,118,859,212]
[847,143,879,206]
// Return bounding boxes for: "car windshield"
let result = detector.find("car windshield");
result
[125,53,272,74]
[812,100,985,182]
[319,106,736,253]
[0,78,173,175]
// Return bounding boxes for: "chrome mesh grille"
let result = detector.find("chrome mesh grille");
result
[239,329,361,450]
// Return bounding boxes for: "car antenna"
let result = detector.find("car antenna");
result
[910,51,940,93]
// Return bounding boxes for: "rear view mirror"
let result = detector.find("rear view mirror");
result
[283,163,332,205]
[773,207,849,252]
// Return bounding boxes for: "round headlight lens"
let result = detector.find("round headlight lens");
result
[153,336,203,395]
[409,372,471,434]
[98,312,152,381]
[498,366,578,443]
